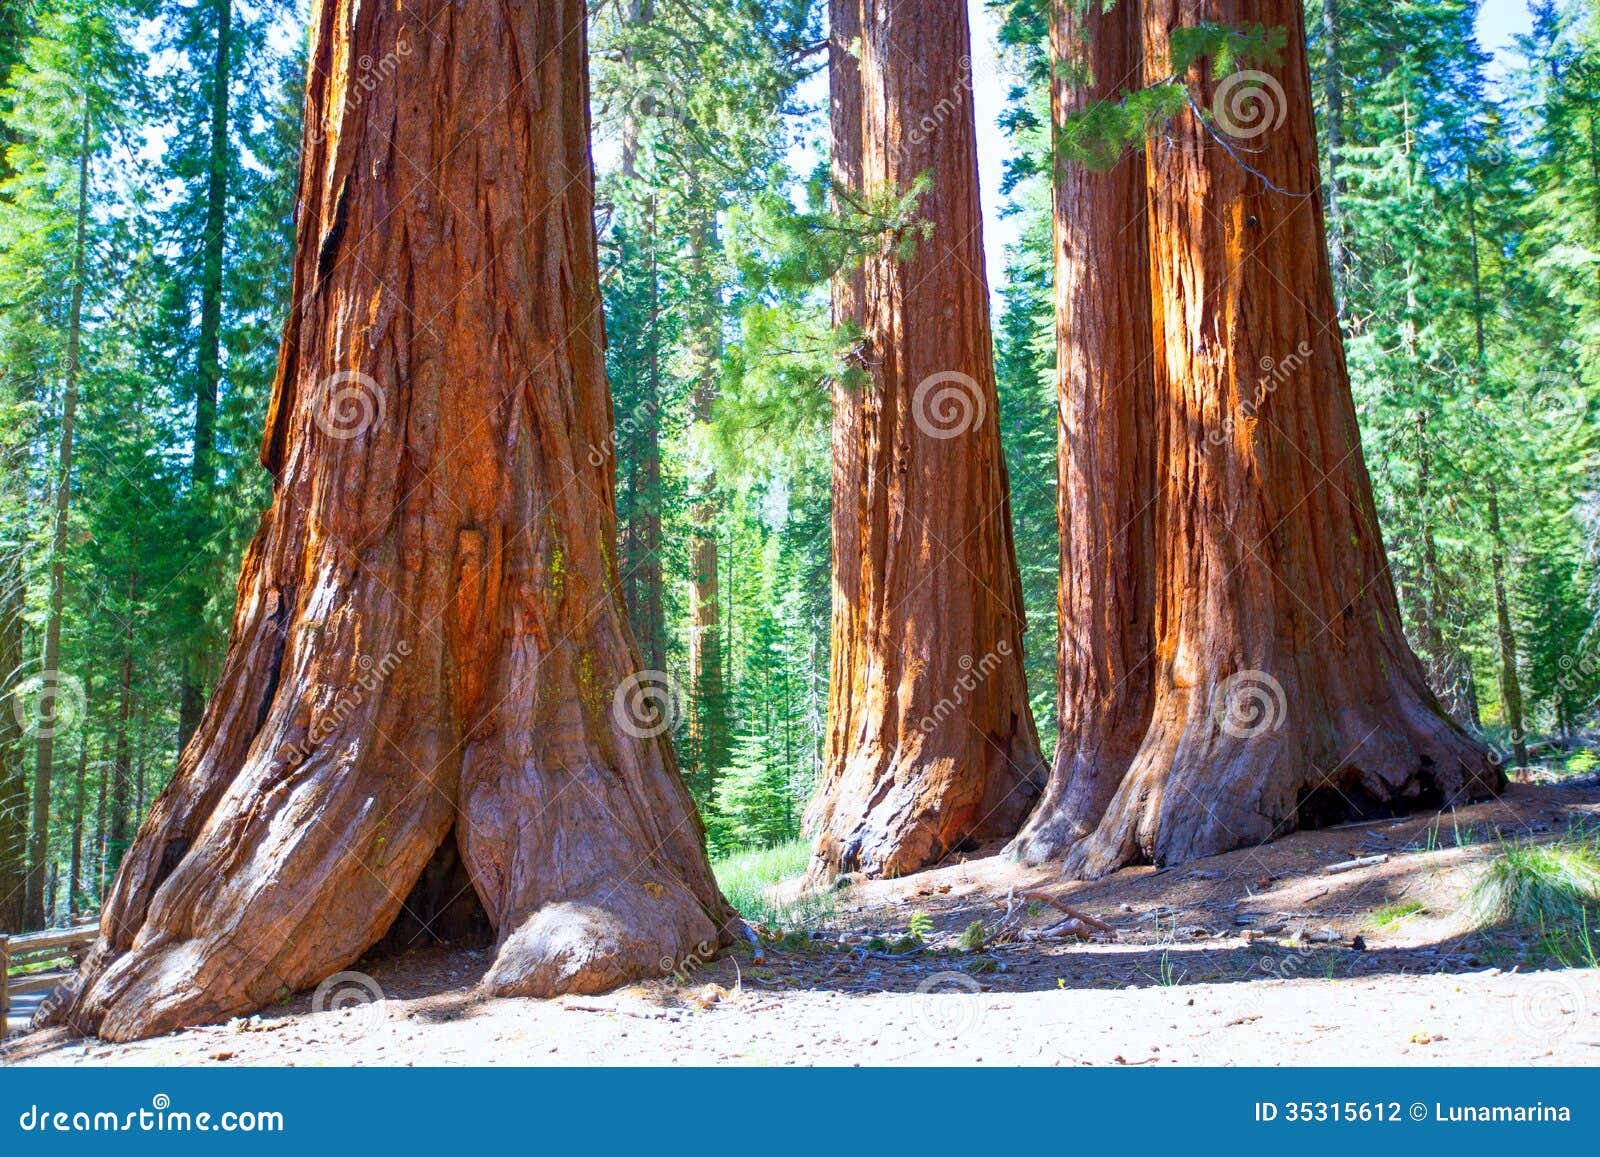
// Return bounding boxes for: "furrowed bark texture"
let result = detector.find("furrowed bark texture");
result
[52,0,731,1042]
[1060,0,1499,878]
[808,0,1045,882]
[1010,0,1158,865]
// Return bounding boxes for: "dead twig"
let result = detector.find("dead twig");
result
[1019,891,1118,935]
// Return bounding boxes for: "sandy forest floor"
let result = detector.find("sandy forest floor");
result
[6,783,1600,1067]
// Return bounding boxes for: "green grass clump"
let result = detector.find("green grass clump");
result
[1565,749,1598,778]
[712,840,833,931]
[1468,840,1600,933]
[1370,899,1427,928]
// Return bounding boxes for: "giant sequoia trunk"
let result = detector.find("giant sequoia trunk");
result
[807,0,1044,882]
[1010,0,1158,865]
[52,0,731,1042]
[1045,0,1499,878]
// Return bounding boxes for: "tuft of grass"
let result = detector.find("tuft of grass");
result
[1467,839,1600,933]
[712,840,833,931]
[1370,899,1427,928]
[1142,949,1187,987]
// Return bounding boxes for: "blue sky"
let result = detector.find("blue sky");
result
[969,0,1539,298]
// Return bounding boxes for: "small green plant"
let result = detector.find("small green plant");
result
[1539,914,1599,968]
[1370,899,1426,928]
[956,920,988,952]
[907,911,934,942]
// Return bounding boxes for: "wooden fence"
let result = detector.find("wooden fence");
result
[1,921,98,1026]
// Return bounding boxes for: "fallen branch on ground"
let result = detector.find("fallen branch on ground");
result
[1019,891,1117,933]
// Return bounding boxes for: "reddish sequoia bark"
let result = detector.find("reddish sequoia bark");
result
[1060,0,1499,878]
[52,0,731,1042]
[1009,0,1158,865]
[806,0,1044,882]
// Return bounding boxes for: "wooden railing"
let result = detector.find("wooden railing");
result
[1,921,99,1026]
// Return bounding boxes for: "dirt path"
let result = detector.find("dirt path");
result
[6,784,1599,1067]
[9,966,1597,1067]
